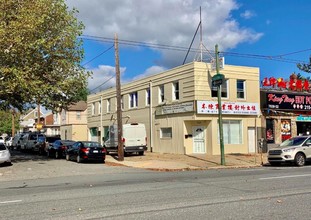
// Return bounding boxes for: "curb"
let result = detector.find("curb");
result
[104,160,264,171]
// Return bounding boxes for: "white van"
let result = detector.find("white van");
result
[104,123,147,155]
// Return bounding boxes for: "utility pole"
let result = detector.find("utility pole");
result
[11,109,15,137]
[115,33,124,161]
[37,101,42,131]
[214,44,225,165]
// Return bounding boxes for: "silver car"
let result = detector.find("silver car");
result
[0,144,11,165]
[268,136,311,166]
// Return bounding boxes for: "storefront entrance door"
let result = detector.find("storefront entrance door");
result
[248,127,256,153]
[193,126,206,154]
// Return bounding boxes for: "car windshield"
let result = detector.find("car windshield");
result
[83,142,102,148]
[280,137,307,147]
[46,136,61,143]
[62,141,75,145]
[38,136,46,142]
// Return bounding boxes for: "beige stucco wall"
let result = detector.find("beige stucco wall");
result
[60,124,87,141]
[60,109,88,141]
[87,61,262,155]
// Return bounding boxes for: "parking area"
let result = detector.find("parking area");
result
[0,150,125,182]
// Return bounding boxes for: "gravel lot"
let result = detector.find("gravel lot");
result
[0,150,128,182]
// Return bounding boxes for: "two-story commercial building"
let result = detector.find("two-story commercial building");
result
[87,61,262,155]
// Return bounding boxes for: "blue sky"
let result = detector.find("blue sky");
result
[66,0,311,93]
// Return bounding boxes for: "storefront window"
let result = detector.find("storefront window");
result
[219,120,242,144]
[266,119,274,143]
[281,119,291,141]
[160,127,172,138]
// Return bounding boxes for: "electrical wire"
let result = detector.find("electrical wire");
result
[82,35,310,93]
[89,75,115,93]
[82,44,114,67]
[80,35,310,65]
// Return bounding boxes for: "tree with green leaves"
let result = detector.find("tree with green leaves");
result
[0,0,91,112]
[297,56,311,73]
[0,110,20,135]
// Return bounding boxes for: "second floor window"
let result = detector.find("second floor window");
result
[211,80,228,98]
[146,89,150,106]
[173,82,179,100]
[98,101,101,115]
[159,85,164,103]
[121,95,124,110]
[129,92,138,108]
[76,111,81,120]
[107,98,111,112]
[91,103,95,115]
[237,80,245,99]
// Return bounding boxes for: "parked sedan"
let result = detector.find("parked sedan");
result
[47,140,75,159]
[66,141,106,163]
[0,143,11,166]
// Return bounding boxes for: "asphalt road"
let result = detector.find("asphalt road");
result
[1,152,311,219]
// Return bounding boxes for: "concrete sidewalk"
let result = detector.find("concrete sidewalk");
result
[105,152,268,171]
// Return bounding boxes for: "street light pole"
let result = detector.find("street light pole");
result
[215,44,225,165]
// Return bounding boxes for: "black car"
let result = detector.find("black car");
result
[38,135,61,156]
[66,141,106,163]
[47,140,75,159]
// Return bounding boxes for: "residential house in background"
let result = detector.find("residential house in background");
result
[87,61,263,155]
[60,101,88,141]
[44,112,60,136]
[19,106,46,133]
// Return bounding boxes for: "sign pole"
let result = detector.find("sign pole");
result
[215,44,225,165]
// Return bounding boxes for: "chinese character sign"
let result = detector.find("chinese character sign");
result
[197,101,259,115]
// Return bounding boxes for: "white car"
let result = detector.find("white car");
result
[0,144,11,165]
[5,137,13,148]
[268,136,311,166]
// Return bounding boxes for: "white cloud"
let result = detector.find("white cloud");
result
[240,10,256,19]
[67,0,262,48]
[132,66,167,81]
[87,65,126,92]
[66,0,263,81]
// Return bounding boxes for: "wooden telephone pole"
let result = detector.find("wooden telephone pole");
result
[115,34,124,161]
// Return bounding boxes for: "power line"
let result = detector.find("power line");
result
[84,35,310,94]
[273,48,311,58]
[82,44,114,67]
[89,75,115,93]
[80,35,310,65]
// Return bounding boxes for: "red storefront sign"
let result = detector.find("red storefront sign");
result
[267,93,311,110]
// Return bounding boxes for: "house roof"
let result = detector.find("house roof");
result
[68,101,87,111]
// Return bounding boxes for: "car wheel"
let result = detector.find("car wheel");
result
[138,151,144,156]
[66,154,70,161]
[47,150,50,157]
[294,153,306,166]
[77,155,81,163]
[55,151,60,159]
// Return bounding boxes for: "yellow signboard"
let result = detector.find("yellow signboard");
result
[36,123,43,130]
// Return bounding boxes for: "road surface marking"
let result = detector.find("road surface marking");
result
[0,200,22,204]
[260,174,311,180]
